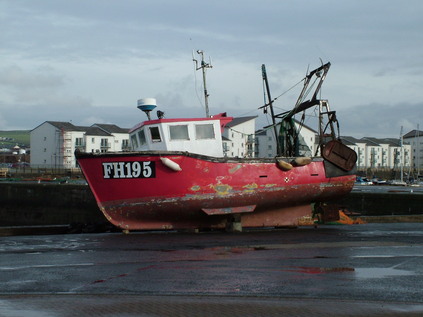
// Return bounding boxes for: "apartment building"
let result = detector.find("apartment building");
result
[222,116,257,158]
[255,121,318,158]
[403,130,423,172]
[341,136,411,169]
[30,121,130,168]
[255,127,412,169]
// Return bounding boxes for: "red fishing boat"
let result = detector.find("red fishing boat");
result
[75,57,357,231]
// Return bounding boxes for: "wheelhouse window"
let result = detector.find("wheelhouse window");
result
[169,125,189,140]
[131,134,138,148]
[138,129,146,146]
[195,124,215,139]
[149,127,162,142]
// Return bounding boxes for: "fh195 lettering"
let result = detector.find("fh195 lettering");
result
[102,161,156,179]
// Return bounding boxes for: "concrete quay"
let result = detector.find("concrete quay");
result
[1,223,422,316]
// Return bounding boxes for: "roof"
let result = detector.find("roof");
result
[380,138,400,146]
[403,129,423,139]
[339,136,359,146]
[93,123,129,134]
[32,121,129,136]
[46,121,87,132]
[362,137,400,147]
[255,129,268,136]
[361,137,381,146]
[225,116,257,128]
[84,126,112,137]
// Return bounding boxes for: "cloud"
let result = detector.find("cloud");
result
[0,0,422,140]
[0,65,68,104]
[338,102,423,138]
[0,65,63,88]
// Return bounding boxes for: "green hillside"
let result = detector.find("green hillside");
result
[0,130,30,148]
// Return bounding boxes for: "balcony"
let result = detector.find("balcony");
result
[75,143,86,151]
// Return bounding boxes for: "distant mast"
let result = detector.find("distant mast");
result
[193,50,213,117]
[417,124,420,178]
[400,126,404,183]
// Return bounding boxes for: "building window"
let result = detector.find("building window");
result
[122,139,129,150]
[195,124,215,139]
[169,125,189,140]
[92,138,95,143]
[150,127,161,142]
[101,139,108,147]
[100,139,109,153]
[44,148,46,152]
[75,137,83,146]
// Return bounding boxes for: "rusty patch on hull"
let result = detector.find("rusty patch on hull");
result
[202,205,256,215]
[98,177,354,230]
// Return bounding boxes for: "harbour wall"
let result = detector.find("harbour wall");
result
[0,183,422,228]
[0,183,103,227]
[334,190,423,216]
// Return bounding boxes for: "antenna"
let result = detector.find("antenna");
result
[193,50,213,117]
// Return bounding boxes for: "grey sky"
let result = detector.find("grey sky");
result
[1,0,422,137]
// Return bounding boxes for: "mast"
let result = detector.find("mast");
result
[261,64,281,156]
[400,126,404,182]
[193,50,213,117]
[417,124,420,179]
[259,62,332,158]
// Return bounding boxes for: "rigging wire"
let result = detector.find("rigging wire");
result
[260,77,305,112]
[192,60,204,109]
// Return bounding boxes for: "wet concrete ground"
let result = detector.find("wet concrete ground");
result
[1,223,422,316]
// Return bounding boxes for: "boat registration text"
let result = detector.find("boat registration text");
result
[102,161,156,179]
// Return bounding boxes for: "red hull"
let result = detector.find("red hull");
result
[76,151,355,230]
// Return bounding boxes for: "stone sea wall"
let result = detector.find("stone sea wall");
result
[0,183,422,227]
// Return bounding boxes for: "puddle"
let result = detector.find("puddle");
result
[282,266,355,274]
[355,267,414,279]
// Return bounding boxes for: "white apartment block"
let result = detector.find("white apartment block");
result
[403,129,423,173]
[254,125,412,169]
[338,136,411,169]
[30,121,130,168]
[30,117,257,168]
[255,121,317,158]
[31,118,417,172]
[222,116,257,158]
